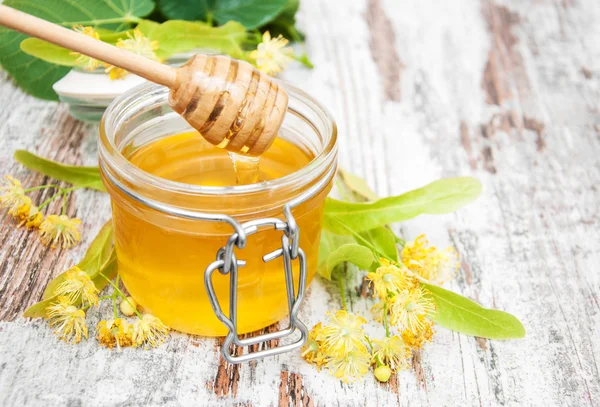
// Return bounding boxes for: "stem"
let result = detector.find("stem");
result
[287,26,303,43]
[60,16,141,27]
[38,193,62,210]
[205,12,214,26]
[61,193,68,215]
[364,335,374,352]
[338,273,347,310]
[293,53,314,69]
[23,184,60,193]
[112,293,118,319]
[99,272,142,319]
[98,295,112,302]
[383,302,390,338]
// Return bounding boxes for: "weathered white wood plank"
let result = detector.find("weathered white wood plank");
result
[0,0,599,406]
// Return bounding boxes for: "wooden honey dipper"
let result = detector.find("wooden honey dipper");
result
[0,5,287,156]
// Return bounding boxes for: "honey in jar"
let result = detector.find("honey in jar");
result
[99,82,337,337]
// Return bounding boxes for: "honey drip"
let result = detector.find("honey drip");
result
[229,152,261,185]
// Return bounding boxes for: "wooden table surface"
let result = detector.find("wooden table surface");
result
[1,0,599,406]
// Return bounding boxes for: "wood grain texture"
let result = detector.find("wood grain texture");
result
[1,0,599,406]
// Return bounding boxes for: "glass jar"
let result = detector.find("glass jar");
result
[99,82,337,338]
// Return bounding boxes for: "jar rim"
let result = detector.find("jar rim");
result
[99,81,337,202]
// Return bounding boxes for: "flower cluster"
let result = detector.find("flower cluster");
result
[401,234,459,284]
[70,26,161,80]
[303,235,459,383]
[250,31,294,76]
[0,175,81,249]
[71,25,102,71]
[105,28,160,80]
[368,259,437,347]
[44,268,169,350]
[302,311,371,383]
[301,309,413,383]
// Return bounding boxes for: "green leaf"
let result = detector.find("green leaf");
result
[156,0,212,21]
[14,150,104,191]
[0,0,154,100]
[24,251,118,318]
[318,244,375,280]
[138,20,247,60]
[42,222,114,299]
[20,38,78,67]
[324,177,482,234]
[214,0,287,30]
[359,227,398,262]
[157,0,286,30]
[338,168,379,201]
[261,0,304,42]
[422,283,526,340]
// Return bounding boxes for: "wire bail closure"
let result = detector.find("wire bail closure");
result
[204,207,309,364]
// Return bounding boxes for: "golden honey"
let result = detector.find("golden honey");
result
[100,82,337,337]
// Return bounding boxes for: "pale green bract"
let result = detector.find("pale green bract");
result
[422,283,526,340]
[20,28,132,67]
[137,20,247,60]
[24,222,117,318]
[20,39,78,67]
[0,0,154,100]
[324,177,482,234]
[337,167,380,201]
[14,150,105,192]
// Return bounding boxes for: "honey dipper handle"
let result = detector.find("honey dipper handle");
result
[0,5,177,88]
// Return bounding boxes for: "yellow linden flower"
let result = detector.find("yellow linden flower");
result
[17,204,43,229]
[12,195,32,220]
[301,322,328,370]
[132,314,169,348]
[106,66,128,80]
[320,310,368,356]
[39,214,82,249]
[367,260,416,299]
[71,26,102,71]
[402,318,435,350]
[328,346,371,383]
[46,296,88,344]
[97,318,134,349]
[389,287,436,333]
[250,31,293,76]
[104,29,159,80]
[401,235,460,284]
[0,175,30,216]
[54,266,98,307]
[372,335,410,372]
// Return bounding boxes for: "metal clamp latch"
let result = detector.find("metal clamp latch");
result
[204,210,309,364]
